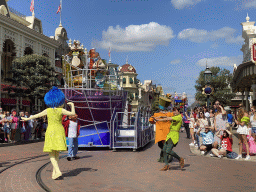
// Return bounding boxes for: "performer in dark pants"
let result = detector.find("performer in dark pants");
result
[158,108,185,171]
[149,95,173,163]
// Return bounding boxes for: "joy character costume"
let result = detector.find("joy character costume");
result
[160,109,185,171]
[21,87,75,180]
[149,96,173,162]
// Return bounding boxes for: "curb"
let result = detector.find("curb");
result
[0,138,44,147]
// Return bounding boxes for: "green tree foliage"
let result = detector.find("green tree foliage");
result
[4,54,56,111]
[194,67,235,106]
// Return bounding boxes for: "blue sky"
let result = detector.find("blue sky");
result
[7,0,254,104]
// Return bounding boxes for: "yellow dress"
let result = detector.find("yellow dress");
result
[43,108,67,152]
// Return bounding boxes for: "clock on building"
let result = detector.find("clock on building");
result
[34,25,39,32]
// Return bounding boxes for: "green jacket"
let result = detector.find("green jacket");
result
[165,114,182,145]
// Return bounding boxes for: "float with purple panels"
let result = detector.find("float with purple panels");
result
[61,41,154,150]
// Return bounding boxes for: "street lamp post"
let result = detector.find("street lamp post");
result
[204,66,212,109]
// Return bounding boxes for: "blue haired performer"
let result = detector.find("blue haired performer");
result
[21,87,75,180]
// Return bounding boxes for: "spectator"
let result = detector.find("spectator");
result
[19,112,27,141]
[62,114,81,161]
[211,129,233,158]
[188,112,196,146]
[227,110,234,131]
[194,118,200,148]
[209,109,215,127]
[193,107,198,120]
[214,101,227,146]
[10,109,19,143]
[242,128,256,155]
[235,107,250,160]
[183,111,190,139]
[35,117,43,139]
[25,112,33,140]
[3,112,11,142]
[197,125,216,155]
[250,106,256,141]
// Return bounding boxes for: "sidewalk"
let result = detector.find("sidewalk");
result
[189,128,256,162]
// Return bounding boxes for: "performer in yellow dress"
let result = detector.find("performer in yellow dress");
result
[21,87,75,180]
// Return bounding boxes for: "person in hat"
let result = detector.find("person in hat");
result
[159,107,185,171]
[149,96,174,163]
[21,86,75,180]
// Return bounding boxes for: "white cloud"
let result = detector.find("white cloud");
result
[171,0,203,9]
[244,0,256,8]
[178,27,243,44]
[170,59,181,64]
[196,55,243,67]
[95,22,175,52]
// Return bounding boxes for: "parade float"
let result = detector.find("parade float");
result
[61,40,154,151]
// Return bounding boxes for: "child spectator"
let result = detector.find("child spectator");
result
[62,114,80,161]
[242,128,256,155]
[211,130,233,158]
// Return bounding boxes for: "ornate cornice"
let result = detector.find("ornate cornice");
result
[0,13,60,48]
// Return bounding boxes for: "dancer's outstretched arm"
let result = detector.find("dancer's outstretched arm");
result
[21,110,47,121]
[62,102,75,116]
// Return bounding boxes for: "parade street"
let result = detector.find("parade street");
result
[0,132,255,192]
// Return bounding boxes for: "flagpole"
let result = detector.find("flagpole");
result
[109,47,111,63]
[60,0,62,25]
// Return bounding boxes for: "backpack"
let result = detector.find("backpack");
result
[226,152,238,159]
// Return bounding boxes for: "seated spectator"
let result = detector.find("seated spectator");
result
[197,125,216,155]
[211,130,233,158]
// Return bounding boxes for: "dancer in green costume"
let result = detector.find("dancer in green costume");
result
[158,107,185,171]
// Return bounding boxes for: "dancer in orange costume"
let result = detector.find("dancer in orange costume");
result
[149,96,173,162]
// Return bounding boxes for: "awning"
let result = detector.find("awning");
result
[1,98,17,105]
[22,100,30,106]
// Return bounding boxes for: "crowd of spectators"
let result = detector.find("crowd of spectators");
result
[0,108,47,143]
[183,101,256,160]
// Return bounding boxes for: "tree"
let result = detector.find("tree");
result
[4,54,56,112]
[194,67,235,106]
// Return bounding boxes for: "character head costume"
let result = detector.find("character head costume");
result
[44,86,65,108]
[159,96,172,111]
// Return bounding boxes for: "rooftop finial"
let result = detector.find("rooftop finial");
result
[126,55,128,64]
[246,13,250,22]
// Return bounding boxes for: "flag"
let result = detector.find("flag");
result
[57,4,61,14]
[30,0,34,12]
[108,47,111,58]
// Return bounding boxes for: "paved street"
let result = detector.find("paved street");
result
[0,132,256,192]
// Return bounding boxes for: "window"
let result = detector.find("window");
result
[129,77,133,84]
[123,78,126,84]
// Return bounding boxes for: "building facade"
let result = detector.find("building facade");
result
[232,14,256,111]
[0,0,69,112]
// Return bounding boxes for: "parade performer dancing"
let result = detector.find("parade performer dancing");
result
[21,87,75,180]
[149,96,173,163]
[158,107,185,171]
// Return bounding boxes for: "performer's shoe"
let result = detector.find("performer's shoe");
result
[157,157,164,163]
[160,165,170,171]
[52,172,62,180]
[67,157,72,161]
[179,158,185,169]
